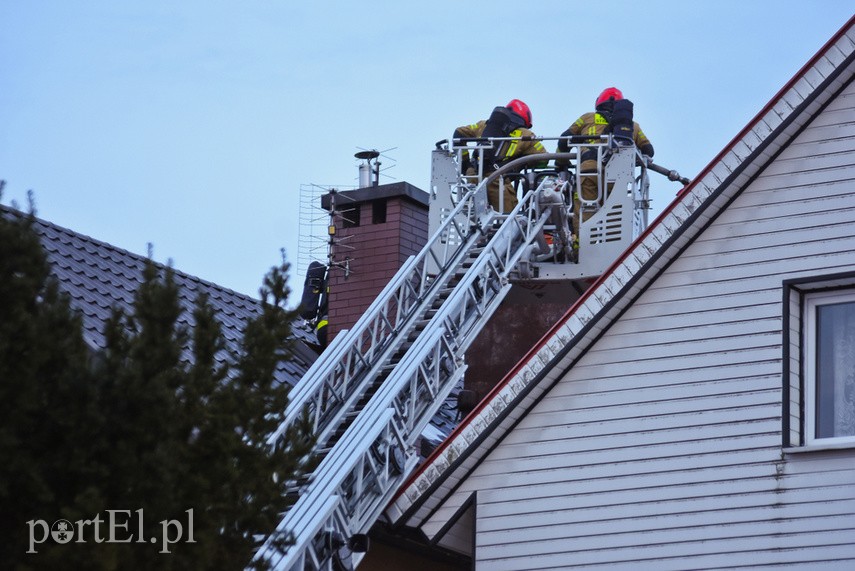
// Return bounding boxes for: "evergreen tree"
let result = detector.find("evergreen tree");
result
[0,186,314,570]
[0,188,105,569]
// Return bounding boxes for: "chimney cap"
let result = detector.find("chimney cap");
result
[355,150,380,160]
[320,181,429,211]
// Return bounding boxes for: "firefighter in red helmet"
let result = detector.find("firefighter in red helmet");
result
[595,86,624,108]
[556,87,654,250]
[453,99,547,213]
[506,98,533,129]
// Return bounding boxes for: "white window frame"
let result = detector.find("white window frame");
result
[803,289,855,447]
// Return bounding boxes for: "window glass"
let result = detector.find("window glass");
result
[806,292,855,444]
[815,301,855,439]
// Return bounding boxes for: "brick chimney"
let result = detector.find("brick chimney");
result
[321,182,429,342]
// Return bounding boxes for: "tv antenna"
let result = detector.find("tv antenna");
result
[354,146,397,187]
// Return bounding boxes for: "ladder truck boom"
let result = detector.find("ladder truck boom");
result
[251,135,688,570]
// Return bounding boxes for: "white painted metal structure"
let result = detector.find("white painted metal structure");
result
[429,137,664,281]
[250,137,662,569]
[389,17,855,570]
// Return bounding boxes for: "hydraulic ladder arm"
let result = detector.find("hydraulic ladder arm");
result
[251,155,560,571]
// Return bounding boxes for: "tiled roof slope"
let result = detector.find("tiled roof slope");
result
[2,205,318,386]
[388,15,855,526]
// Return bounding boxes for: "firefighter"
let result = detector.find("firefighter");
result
[299,261,330,350]
[453,99,548,213]
[557,87,654,247]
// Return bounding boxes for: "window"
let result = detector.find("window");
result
[341,205,360,228]
[372,199,387,224]
[783,274,855,449]
[804,290,855,445]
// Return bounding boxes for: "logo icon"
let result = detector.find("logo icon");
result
[50,520,74,544]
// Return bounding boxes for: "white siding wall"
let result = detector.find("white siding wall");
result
[436,83,855,570]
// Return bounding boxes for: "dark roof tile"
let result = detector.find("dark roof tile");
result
[2,205,318,387]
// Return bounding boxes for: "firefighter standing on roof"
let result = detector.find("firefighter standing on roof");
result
[557,87,654,245]
[453,99,548,213]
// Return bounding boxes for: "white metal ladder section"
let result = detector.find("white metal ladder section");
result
[251,164,555,570]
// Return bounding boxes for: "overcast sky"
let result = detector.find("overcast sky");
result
[2,2,852,303]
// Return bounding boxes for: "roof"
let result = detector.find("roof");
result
[388,15,855,528]
[2,205,319,386]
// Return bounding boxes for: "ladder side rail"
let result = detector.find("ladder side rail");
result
[267,252,421,445]
[276,235,494,532]
[342,187,555,538]
[321,189,554,542]
[425,186,472,276]
[412,178,553,343]
[254,327,447,568]
[443,196,554,351]
[254,180,554,569]
[299,218,488,453]
[279,326,353,438]
[268,183,489,452]
[426,198,476,277]
[262,495,339,571]
[349,337,464,533]
[253,409,397,571]
[440,248,524,356]
[304,242,477,452]
[256,324,464,570]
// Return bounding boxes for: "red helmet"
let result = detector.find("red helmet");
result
[596,87,623,107]
[506,99,532,128]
